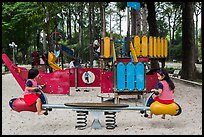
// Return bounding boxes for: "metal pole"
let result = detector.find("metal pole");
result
[126,7,130,57]
[13,47,15,65]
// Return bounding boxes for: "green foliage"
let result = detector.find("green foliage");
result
[2,2,201,66]
[170,43,182,61]
[164,66,175,74]
[2,2,45,64]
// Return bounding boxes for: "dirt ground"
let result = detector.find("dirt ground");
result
[2,73,202,135]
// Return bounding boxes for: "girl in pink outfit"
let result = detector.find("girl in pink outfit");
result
[148,69,175,119]
[24,68,46,115]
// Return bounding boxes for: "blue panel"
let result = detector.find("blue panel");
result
[117,62,125,91]
[127,2,140,10]
[126,62,135,91]
[135,62,145,91]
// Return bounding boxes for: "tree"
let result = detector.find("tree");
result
[156,2,182,61]
[146,2,158,37]
[181,2,196,80]
[2,2,45,64]
[146,2,159,69]
[194,2,202,63]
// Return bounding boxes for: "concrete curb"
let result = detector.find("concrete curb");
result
[171,76,202,87]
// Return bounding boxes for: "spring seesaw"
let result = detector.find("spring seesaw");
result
[9,86,182,130]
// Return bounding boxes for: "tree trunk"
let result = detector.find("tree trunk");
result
[89,2,93,67]
[181,2,196,80]
[131,9,136,36]
[67,8,72,42]
[100,4,103,38]
[195,15,198,63]
[79,3,83,60]
[146,2,159,69]
[146,2,158,37]
[136,10,141,36]
[119,15,122,39]
[102,3,106,38]
[90,2,95,67]
[36,29,40,51]
[167,15,172,61]
[201,2,203,59]
[126,7,130,57]
[142,4,148,36]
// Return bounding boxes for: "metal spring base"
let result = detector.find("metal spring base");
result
[75,111,88,130]
[104,111,117,129]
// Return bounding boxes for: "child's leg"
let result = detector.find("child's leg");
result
[36,98,45,115]
[161,114,165,119]
[148,112,153,119]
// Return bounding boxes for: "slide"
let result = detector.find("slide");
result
[48,51,62,70]
[59,44,74,58]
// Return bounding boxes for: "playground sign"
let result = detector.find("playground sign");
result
[127,2,140,10]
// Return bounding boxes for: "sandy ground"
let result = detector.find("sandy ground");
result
[2,73,202,135]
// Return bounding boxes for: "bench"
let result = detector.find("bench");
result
[173,69,180,78]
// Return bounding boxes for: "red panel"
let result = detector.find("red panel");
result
[2,53,28,90]
[2,53,70,94]
[116,58,131,63]
[101,71,113,93]
[36,69,70,94]
[77,68,101,87]
[146,71,158,92]
[116,57,149,63]
[69,68,75,87]
[138,57,149,62]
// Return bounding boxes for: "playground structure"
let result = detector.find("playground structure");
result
[2,2,182,128]
[2,33,182,129]
[31,31,75,72]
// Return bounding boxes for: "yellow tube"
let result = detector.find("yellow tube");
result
[150,101,181,116]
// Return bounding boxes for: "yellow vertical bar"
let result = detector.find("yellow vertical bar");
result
[104,37,111,58]
[148,36,153,57]
[157,37,161,57]
[142,35,148,57]
[164,38,168,57]
[134,35,141,57]
[160,37,164,57]
[130,41,138,62]
[113,42,116,62]
[153,37,157,57]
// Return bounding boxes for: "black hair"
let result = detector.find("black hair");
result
[28,68,39,79]
[157,68,175,90]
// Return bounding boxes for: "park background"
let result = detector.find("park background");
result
[2,2,202,82]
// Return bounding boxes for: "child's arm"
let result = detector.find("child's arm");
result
[150,88,162,95]
[25,86,37,92]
